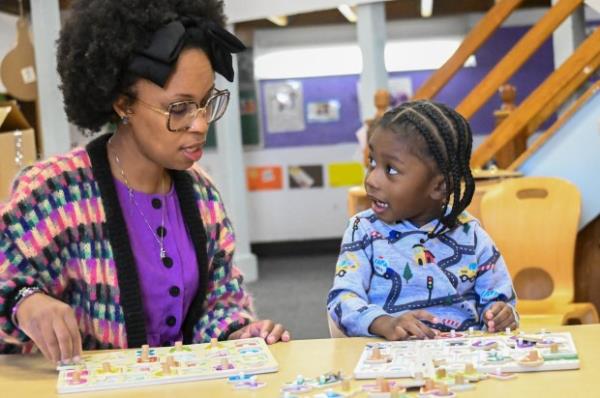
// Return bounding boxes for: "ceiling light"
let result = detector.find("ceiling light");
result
[338,4,358,23]
[267,16,288,27]
[421,0,433,18]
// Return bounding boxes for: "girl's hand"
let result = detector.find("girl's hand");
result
[485,302,517,332]
[16,293,82,365]
[228,320,291,344]
[369,311,439,341]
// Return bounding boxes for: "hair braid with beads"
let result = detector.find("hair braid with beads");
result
[375,100,475,239]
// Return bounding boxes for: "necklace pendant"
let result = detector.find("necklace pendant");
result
[160,248,166,259]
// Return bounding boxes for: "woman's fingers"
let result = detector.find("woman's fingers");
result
[26,320,52,362]
[227,320,291,344]
[54,317,75,363]
[16,293,81,364]
[63,312,83,360]
[266,323,285,344]
[259,320,274,339]
[42,319,62,364]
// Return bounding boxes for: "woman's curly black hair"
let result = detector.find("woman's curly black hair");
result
[57,0,226,132]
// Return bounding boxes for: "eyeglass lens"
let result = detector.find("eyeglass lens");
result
[168,92,230,131]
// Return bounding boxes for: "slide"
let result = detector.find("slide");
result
[517,85,600,229]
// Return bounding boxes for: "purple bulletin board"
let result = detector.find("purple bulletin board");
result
[258,25,557,148]
[259,74,363,148]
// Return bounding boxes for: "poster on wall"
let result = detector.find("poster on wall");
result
[328,162,365,188]
[236,48,261,146]
[264,81,305,133]
[306,100,341,123]
[246,166,284,191]
[288,165,324,189]
[239,89,261,146]
[389,77,413,107]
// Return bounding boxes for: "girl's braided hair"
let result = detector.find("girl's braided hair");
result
[376,100,475,238]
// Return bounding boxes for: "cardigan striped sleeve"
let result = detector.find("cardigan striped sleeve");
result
[188,166,254,342]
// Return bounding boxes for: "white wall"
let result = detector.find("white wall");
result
[0,12,19,93]
[197,134,488,243]
[229,10,544,243]
[199,143,360,243]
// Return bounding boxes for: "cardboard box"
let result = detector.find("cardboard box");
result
[0,101,37,202]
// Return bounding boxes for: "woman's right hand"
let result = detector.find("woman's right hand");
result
[369,311,439,340]
[16,293,82,364]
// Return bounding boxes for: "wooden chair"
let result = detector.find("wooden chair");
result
[327,313,347,338]
[480,177,598,328]
[347,185,369,217]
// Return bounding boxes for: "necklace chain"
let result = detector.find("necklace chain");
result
[109,137,168,260]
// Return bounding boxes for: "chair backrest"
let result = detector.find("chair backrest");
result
[480,177,580,305]
[347,186,370,217]
[327,312,347,338]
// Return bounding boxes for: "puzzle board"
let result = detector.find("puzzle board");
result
[354,331,579,379]
[56,337,278,394]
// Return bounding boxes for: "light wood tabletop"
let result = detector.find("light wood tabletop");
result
[1,324,598,398]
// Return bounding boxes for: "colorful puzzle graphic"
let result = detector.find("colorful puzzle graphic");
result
[354,331,579,380]
[56,338,278,394]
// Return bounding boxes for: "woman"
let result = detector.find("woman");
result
[0,0,290,364]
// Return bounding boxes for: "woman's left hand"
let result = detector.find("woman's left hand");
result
[228,320,291,344]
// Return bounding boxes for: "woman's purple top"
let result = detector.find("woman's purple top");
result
[114,178,199,347]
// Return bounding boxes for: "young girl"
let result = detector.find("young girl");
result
[0,0,289,363]
[327,100,517,340]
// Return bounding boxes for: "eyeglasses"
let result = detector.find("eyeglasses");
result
[131,88,230,132]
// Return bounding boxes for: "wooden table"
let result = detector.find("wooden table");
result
[1,324,598,397]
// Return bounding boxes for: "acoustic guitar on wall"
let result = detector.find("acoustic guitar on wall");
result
[1,11,38,102]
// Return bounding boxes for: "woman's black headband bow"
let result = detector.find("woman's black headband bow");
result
[128,17,246,87]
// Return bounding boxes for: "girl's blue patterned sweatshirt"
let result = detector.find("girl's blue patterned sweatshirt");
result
[327,209,517,336]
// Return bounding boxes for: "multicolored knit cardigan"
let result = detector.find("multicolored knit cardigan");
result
[0,133,254,352]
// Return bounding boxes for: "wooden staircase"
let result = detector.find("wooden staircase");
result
[413,0,600,319]
[416,0,599,169]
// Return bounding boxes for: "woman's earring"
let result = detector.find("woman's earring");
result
[121,115,129,125]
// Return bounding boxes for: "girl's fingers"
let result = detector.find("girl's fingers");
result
[486,302,506,320]
[409,318,435,339]
[488,306,511,331]
[392,325,409,341]
[404,322,427,340]
[412,310,438,324]
[494,307,514,330]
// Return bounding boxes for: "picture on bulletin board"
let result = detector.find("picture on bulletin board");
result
[306,100,341,123]
[246,166,284,191]
[264,81,305,133]
[389,77,413,107]
[328,162,365,188]
[288,165,324,189]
